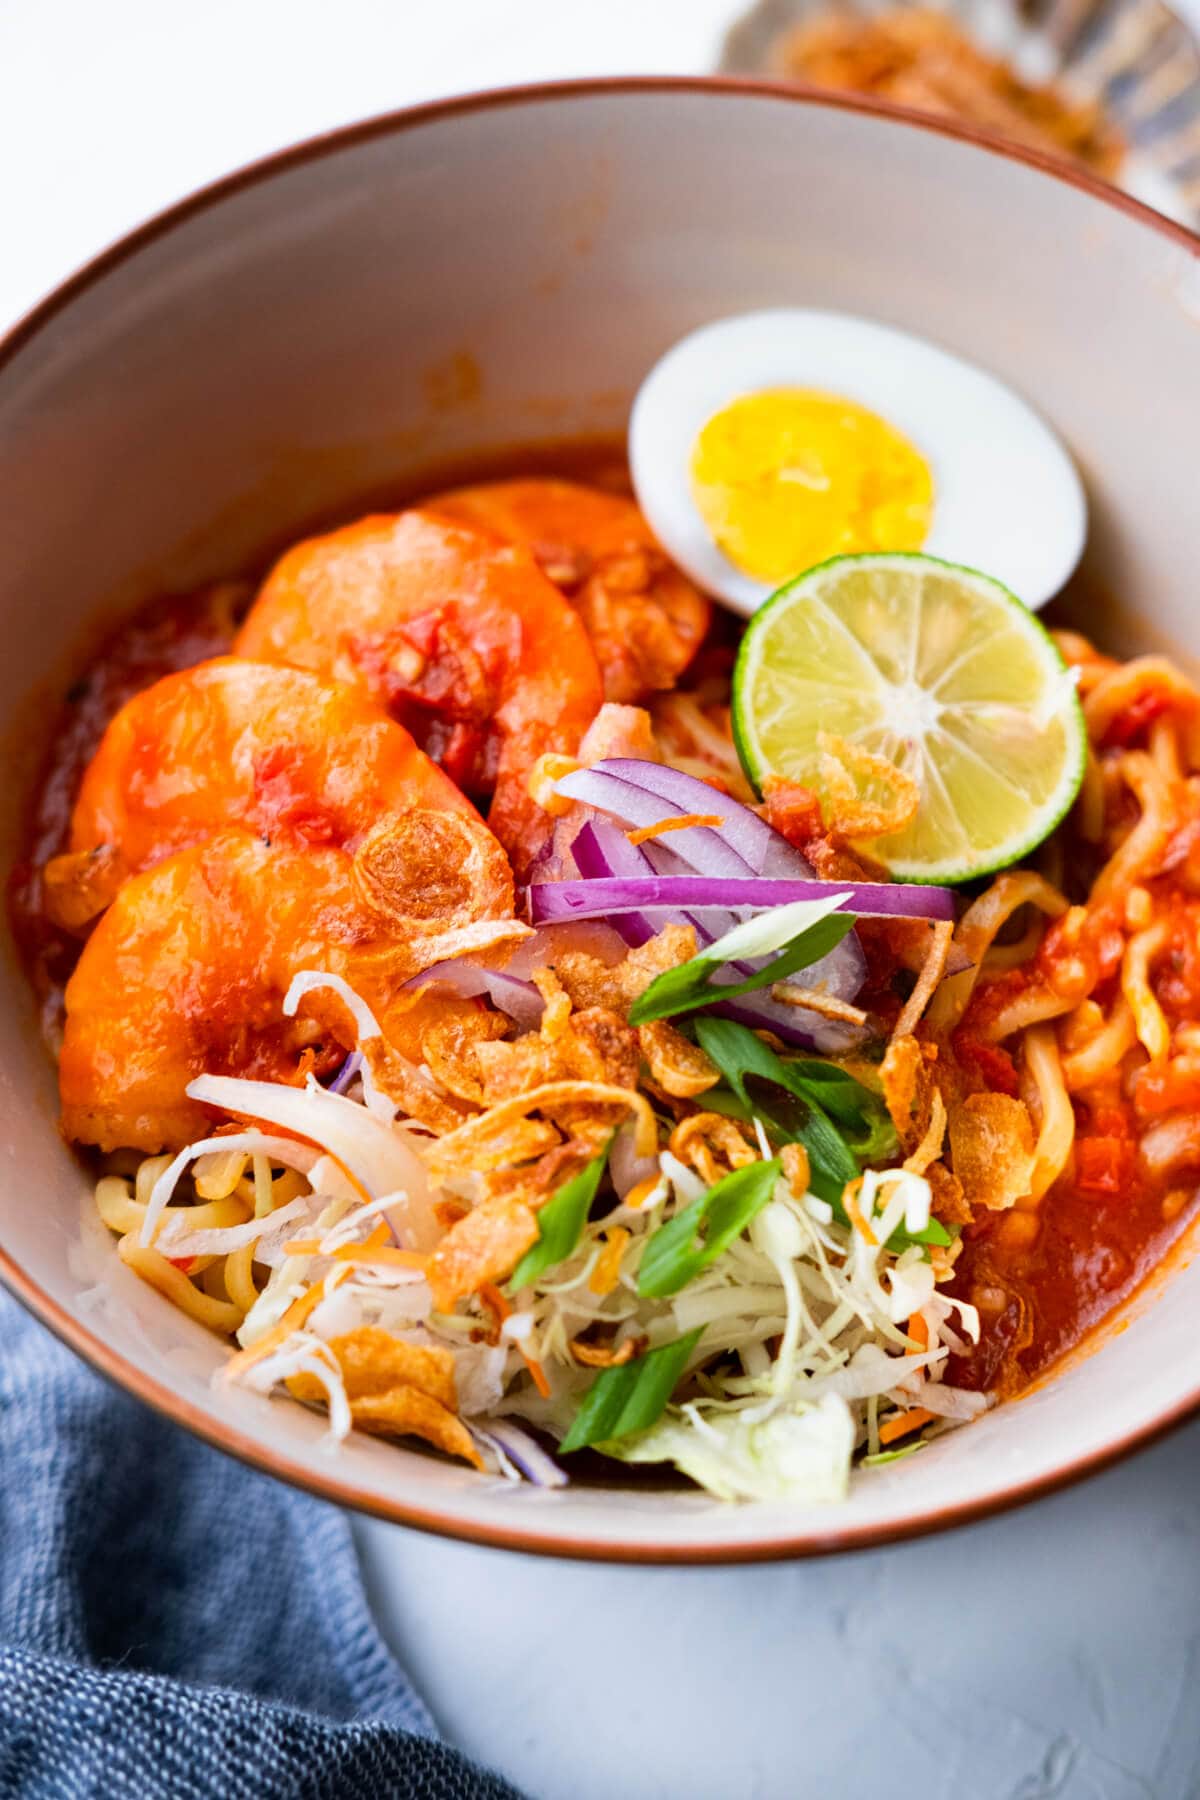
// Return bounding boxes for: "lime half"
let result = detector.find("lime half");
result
[732,552,1087,883]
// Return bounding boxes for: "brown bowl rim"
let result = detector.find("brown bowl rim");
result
[2,75,1198,1565]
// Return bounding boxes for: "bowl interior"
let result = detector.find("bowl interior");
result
[2,83,1199,1559]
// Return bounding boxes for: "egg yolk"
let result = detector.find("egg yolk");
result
[689,387,934,583]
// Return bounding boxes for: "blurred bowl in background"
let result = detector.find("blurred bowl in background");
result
[721,0,1200,226]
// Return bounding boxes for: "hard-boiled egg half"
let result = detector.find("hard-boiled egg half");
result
[628,309,1086,615]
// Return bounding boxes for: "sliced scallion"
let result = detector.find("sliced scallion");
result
[558,1328,705,1453]
[509,1145,609,1291]
[638,1158,783,1298]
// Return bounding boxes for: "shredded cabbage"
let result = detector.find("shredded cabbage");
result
[115,966,985,1504]
[283,970,383,1042]
[186,1073,439,1248]
[239,1331,352,1443]
[616,1395,856,1503]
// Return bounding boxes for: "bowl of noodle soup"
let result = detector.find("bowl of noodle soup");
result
[1,80,1199,1560]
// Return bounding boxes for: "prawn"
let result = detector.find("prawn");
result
[233,510,604,878]
[42,658,479,930]
[60,817,520,1152]
[426,478,711,705]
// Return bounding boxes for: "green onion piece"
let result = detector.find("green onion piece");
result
[509,1145,609,1291]
[776,1059,898,1161]
[693,1017,858,1205]
[692,1018,949,1250]
[904,1217,953,1249]
[558,1327,705,1454]
[638,1158,783,1299]
[627,911,854,1026]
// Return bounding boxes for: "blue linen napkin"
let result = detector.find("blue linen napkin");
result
[0,1290,521,1799]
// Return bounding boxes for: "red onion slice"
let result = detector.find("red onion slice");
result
[573,817,663,884]
[568,820,866,995]
[558,756,823,879]
[573,820,742,944]
[551,759,872,1022]
[326,1050,363,1095]
[592,757,815,871]
[565,823,864,1052]
[555,765,754,879]
[404,960,544,1030]
[474,1420,569,1488]
[530,874,955,923]
[572,820,675,945]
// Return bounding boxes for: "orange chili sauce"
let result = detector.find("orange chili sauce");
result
[949,847,1200,1394]
[949,1155,1192,1393]
[7,439,1196,1399]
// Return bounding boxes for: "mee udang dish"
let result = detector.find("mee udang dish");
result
[12,319,1200,1503]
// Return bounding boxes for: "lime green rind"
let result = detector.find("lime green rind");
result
[731,551,1088,886]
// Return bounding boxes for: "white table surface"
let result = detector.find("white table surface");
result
[6,5,1200,1795]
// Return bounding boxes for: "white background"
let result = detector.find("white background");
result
[5,4,1200,1796]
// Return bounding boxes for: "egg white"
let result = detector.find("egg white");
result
[628,308,1087,615]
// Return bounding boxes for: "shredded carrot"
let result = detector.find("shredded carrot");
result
[220,1281,327,1381]
[339,1245,427,1269]
[283,1220,393,1260]
[589,1228,630,1295]
[322,1157,374,1209]
[907,1313,929,1350]
[224,1224,399,1380]
[627,812,725,846]
[283,1239,428,1270]
[523,1351,552,1399]
[474,1281,552,1395]
[842,1177,878,1246]
[300,1218,393,1258]
[476,1281,511,1342]
[625,1177,662,1211]
[285,1047,318,1088]
[879,1406,936,1445]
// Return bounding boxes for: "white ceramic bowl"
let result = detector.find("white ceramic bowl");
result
[2,80,1198,1563]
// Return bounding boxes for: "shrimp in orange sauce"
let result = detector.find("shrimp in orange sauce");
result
[42,658,480,931]
[426,477,710,705]
[234,510,604,877]
[60,815,520,1152]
